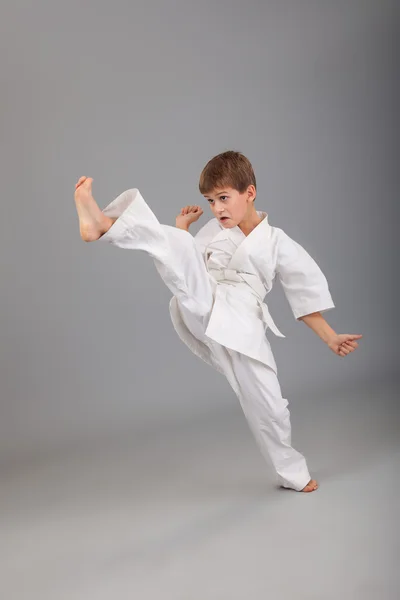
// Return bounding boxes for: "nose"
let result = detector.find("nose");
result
[213,202,224,213]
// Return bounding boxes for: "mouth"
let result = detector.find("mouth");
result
[219,216,230,222]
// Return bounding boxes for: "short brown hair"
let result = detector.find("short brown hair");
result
[199,150,257,195]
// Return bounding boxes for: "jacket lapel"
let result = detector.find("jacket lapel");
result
[228,213,271,270]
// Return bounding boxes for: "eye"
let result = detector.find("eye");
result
[219,196,228,201]
[207,199,214,204]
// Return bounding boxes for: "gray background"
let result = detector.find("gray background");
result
[0,0,398,463]
[1,2,400,599]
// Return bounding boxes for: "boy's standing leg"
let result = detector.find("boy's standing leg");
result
[226,349,318,492]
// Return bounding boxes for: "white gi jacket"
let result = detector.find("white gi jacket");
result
[169,210,335,373]
[101,188,334,376]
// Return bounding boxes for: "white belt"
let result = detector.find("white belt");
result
[208,268,285,338]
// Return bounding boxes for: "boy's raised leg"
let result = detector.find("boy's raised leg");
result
[74,177,116,242]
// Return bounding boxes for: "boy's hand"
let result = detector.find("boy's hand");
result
[328,334,363,357]
[176,205,203,231]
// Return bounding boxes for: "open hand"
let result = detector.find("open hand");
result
[328,334,363,357]
[176,205,203,230]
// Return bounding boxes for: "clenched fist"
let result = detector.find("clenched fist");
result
[328,333,363,357]
[176,205,203,231]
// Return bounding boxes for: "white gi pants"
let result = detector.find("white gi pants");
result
[100,190,311,491]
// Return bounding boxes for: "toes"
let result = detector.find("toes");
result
[83,178,93,190]
[302,480,318,492]
[75,176,87,189]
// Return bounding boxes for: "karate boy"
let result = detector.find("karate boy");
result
[74,151,362,493]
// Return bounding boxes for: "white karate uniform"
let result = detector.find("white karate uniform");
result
[100,188,335,491]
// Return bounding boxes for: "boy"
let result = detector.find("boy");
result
[74,151,362,493]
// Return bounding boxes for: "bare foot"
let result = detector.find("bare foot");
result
[74,176,114,242]
[301,479,319,493]
[280,478,319,493]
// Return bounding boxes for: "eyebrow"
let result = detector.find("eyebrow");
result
[204,191,229,199]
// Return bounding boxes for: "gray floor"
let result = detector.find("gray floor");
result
[1,382,399,600]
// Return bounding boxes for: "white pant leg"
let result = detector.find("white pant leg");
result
[227,349,311,491]
[100,189,214,339]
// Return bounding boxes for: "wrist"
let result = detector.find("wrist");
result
[175,218,189,232]
[324,332,338,346]
[301,312,337,344]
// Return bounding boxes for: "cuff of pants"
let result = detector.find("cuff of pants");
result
[98,188,167,253]
[99,188,149,243]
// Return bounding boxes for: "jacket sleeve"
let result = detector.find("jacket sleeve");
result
[275,229,335,320]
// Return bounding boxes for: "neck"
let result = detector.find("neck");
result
[238,206,263,236]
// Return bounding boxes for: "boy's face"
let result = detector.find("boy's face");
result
[203,185,256,228]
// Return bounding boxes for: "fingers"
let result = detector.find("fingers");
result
[180,205,203,215]
[340,344,353,354]
[342,341,356,350]
[336,333,363,357]
[345,340,359,349]
[338,340,360,357]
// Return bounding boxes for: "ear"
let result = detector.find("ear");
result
[247,185,256,202]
